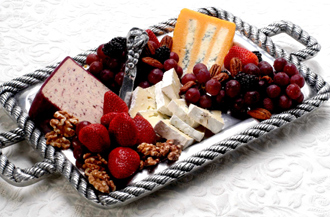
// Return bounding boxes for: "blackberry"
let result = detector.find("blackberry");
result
[154,46,170,63]
[234,72,259,91]
[252,51,262,62]
[103,37,126,58]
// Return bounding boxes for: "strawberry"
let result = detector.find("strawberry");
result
[224,46,259,69]
[78,123,111,153]
[108,112,138,146]
[146,29,160,48]
[103,91,128,115]
[133,115,156,144]
[100,112,119,128]
[108,147,140,179]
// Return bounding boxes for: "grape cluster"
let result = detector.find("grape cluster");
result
[85,37,127,94]
[181,56,305,119]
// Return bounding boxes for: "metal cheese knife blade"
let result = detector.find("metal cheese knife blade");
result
[119,28,149,107]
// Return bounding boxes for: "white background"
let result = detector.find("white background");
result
[1,0,330,216]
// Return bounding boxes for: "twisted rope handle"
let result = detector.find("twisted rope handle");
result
[0,7,328,208]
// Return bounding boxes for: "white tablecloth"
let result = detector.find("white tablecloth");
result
[1,0,330,216]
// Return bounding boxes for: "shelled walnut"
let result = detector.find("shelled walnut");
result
[137,140,183,169]
[50,111,79,137]
[82,153,116,193]
[45,131,71,149]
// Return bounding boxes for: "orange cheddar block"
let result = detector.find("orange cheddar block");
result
[172,8,236,74]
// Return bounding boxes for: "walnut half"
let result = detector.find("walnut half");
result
[50,111,79,137]
[45,131,71,150]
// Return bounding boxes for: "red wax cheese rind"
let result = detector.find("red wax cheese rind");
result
[29,57,110,132]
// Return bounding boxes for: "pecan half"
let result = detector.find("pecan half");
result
[247,108,272,120]
[142,57,163,69]
[160,35,173,50]
[143,41,156,56]
[210,64,222,78]
[261,75,273,84]
[213,72,229,83]
[179,80,196,95]
[229,58,242,77]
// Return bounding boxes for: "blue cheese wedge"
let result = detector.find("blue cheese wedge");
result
[161,69,181,100]
[129,85,156,117]
[155,81,172,116]
[167,99,199,128]
[137,110,168,127]
[187,104,224,134]
[154,120,194,149]
[170,115,204,142]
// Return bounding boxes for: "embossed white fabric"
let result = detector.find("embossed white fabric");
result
[1,0,330,216]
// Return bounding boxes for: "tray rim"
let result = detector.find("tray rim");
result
[0,7,329,208]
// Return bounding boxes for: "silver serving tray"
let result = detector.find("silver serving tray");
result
[0,7,329,208]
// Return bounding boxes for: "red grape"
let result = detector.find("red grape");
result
[175,65,183,78]
[103,57,119,70]
[138,81,150,88]
[205,79,221,96]
[170,52,179,62]
[148,69,163,84]
[243,63,260,76]
[72,136,83,149]
[231,98,245,112]
[266,84,281,98]
[115,72,124,86]
[258,61,273,76]
[273,57,287,72]
[97,44,107,60]
[283,63,299,77]
[100,69,115,83]
[286,83,301,99]
[195,68,211,84]
[73,145,84,160]
[278,95,292,110]
[216,90,226,104]
[199,95,212,108]
[164,59,178,71]
[193,63,207,75]
[76,121,91,136]
[290,74,305,88]
[185,88,200,103]
[181,73,197,85]
[244,91,260,105]
[86,54,99,65]
[273,72,290,86]
[89,61,103,76]
[225,80,241,98]
[263,98,274,112]
[295,92,304,103]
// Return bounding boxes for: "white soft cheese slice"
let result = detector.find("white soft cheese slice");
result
[161,68,181,100]
[187,104,224,134]
[137,110,168,127]
[155,81,172,116]
[167,99,199,128]
[129,85,156,117]
[170,115,204,142]
[154,120,194,149]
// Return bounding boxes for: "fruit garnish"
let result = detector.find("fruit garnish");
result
[100,112,120,128]
[133,114,156,144]
[78,123,111,153]
[102,37,127,58]
[103,90,129,115]
[224,45,259,69]
[108,113,138,146]
[155,46,171,63]
[108,147,140,179]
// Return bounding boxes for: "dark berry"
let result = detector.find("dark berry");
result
[155,46,170,63]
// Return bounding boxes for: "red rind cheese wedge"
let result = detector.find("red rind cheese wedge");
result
[29,57,109,132]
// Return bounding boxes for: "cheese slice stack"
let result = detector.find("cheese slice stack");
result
[172,8,236,74]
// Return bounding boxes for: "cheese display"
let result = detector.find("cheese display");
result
[154,120,194,149]
[169,115,204,142]
[129,85,156,117]
[167,99,199,128]
[187,104,224,134]
[29,57,110,132]
[172,8,236,74]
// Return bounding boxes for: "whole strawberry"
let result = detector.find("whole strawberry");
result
[78,123,111,153]
[103,91,128,115]
[100,112,119,128]
[224,45,259,69]
[108,112,138,146]
[108,147,140,179]
[133,115,156,144]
